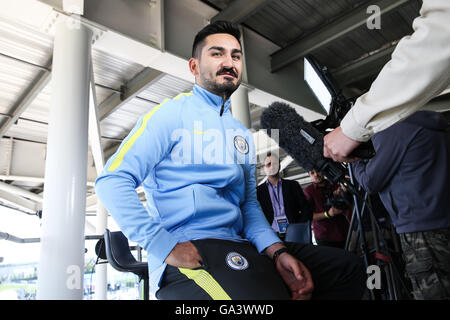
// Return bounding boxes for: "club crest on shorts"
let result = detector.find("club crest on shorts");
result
[234,136,249,154]
[226,252,249,271]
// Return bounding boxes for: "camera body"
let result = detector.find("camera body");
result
[324,188,353,211]
[325,194,351,211]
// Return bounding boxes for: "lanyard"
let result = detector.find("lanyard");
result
[271,183,282,210]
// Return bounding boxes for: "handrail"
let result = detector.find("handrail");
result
[0,232,104,243]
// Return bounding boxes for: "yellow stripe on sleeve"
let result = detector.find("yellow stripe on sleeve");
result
[194,129,207,134]
[107,92,192,172]
[178,268,232,300]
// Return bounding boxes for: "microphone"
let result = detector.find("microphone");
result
[260,102,361,192]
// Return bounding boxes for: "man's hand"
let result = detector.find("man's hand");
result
[265,243,313,300]
[276,253,314,300]
[165,241,203,269]
[328,207,343,217]
[323,126,361,162]
[333,185,345,195]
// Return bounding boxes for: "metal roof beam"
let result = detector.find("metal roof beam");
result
[0,189,39,212]
[211,0,274,24]
[86,193,98,209]
[0,181,43,203]
[62,0,84,14]
[0,58,52,138]
[40,0,324,118]
[98,67,164,120]
[270,0,409,72]
[332,44,396,86]
[88,60,105,175]
[0,175,95,187]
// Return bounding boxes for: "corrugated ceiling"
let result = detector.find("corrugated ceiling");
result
[0,0,435,207]
[205,0,422,93]
[0,15,195,147]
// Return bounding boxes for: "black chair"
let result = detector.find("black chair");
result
[285,221,312,244]
[103,229,149,300]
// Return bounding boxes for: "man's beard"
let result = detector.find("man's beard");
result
[200,69,241,98]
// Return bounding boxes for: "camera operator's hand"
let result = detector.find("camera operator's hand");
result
[323,126,361,162]
[333,185,344,196]
[165,241,203,269]
[328,207,343,217]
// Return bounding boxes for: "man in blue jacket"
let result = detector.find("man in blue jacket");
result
[352,110,450,299]
[95,20,365,300]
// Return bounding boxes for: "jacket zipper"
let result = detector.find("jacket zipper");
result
[219,99,225,117]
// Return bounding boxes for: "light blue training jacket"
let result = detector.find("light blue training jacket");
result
[95,84,280,295]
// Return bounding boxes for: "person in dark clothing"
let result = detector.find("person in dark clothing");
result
[303,170,351,249]
[352,110,450,300]
[257,153,313,240]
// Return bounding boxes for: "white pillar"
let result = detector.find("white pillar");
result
[231,86,251,129]
[94,203,108,300]
[37,18,92,300]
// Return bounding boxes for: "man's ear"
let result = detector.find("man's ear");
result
[189,58,199,77]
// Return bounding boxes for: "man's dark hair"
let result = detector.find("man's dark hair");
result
[192,20,241,58]
[265,152,280,163]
